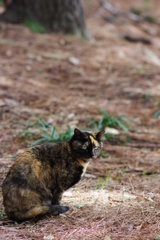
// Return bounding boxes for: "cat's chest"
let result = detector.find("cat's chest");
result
[78,159,91,176]
[60,160,90,191]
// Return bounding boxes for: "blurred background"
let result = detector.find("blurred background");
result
[0,0,160,239]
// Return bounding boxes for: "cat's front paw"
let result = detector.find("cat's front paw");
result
[60,206,69,214]
[51,205,69,215]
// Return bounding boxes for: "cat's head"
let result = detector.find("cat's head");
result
[70,128,105,160]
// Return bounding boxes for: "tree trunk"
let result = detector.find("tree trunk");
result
[0,0,91,39]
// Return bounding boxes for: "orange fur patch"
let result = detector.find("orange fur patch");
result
[78,159,90,176]
[89,136,99,147]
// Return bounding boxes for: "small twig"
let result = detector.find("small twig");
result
[99,0,143,22]
[122,34,152,44]
[128,137,160,145]
[126,144,160,149]
[99,0,119,15]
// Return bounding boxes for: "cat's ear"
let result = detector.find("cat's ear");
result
[74,128,83,139]
[95,129,105,141]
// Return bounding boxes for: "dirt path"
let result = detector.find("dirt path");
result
[0,1,160,239]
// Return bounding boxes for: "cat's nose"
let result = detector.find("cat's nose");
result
[91,151,94,157]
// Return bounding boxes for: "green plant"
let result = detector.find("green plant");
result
[95,178,102,189]
[100,151,107,158]
[143,93,150,100]
[142,171,147,177]
[88,107,129,132]
[144,15,155,23]
[74,204,84,209]
[0,211,4,217]
[8,154,12,160]
[23,19,46,33]
[38,68,44,73]
[155,234,160,240]
[101,171,109,189]
[152,109,160,118]
[123,168,127,173]
[104,133,114,141]
[0,0,4,6]
[2,144,6,154]
[130,8,142,16]
[96,171,109,189]
[126,136,132,143]
[16,115,74,147]
[143,0,150,10]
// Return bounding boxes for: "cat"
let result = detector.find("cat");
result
[2,128,105,221]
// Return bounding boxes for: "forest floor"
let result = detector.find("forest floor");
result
[1,0,160,239]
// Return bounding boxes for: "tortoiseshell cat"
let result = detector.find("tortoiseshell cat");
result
[2,128,105,221]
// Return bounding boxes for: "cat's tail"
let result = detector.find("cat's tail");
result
[6,205,69,221]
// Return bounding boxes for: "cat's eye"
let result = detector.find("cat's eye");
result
[82,146,87,149]
[95,146,99,150]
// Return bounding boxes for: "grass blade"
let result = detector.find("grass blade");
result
[152,109,160,118]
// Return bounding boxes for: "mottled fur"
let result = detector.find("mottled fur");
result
[2,128,104,221]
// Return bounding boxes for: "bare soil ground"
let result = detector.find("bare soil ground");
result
[1,0,160,239]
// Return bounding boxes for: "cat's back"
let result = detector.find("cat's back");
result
[3,141,67,187]
[2,148,40,190]
[31,142,64,162]
[8,142,63,171]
